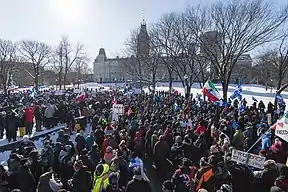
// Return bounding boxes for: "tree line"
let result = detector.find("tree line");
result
[125,0,288,99]
[0,36,90,92]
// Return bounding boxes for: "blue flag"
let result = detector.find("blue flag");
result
[275,93,286,106]
[230,82,242,100]
[30,87,37,99]
[239,99,245,113]
[174,102,180,111]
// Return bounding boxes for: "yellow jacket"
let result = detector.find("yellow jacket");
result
[93,164,110,192]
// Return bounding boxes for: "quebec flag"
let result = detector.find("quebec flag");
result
[230,82,242,101]
[276,93,286,106]
[30,87,38,99]
[239,99,245,113]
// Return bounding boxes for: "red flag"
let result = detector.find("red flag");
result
[76,90,86,103]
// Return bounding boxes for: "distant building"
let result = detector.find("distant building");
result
[93,23,253,83]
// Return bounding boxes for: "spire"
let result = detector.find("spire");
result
[141,10,146,25]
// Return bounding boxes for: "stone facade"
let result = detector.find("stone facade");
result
[93,24,253,83]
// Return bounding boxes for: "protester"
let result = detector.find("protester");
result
[0,87,286,192]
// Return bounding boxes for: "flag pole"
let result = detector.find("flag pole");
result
[247,112,287,153]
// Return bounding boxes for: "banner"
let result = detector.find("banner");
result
[74,89,81,94]
[112,104,124,122]
[55,90,64,95]
[275,112,288,142]
[112,104,124,115]
[231,149,265,169]
[267,113,272,126]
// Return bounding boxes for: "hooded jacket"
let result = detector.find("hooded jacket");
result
[93,164,110,192]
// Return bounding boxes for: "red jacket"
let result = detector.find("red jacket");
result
[25,108,34,123]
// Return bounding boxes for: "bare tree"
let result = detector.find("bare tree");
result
[161,13,201,97]
[53,42,65,89]
[152,13,179,94]
[19,40,51,91]
[56,36,85,89]
[260,35,288,93]
[125,27,164,92]
[0,39,18,93]
[252,57,274,91]
[185,0,288,100]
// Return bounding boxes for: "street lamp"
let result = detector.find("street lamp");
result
[184,74,188,98]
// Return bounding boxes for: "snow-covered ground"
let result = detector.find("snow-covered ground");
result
[142,83,288,108]
[0,124,92,165]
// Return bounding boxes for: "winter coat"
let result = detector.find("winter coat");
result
[37,172,54,192]
[153,140,169,163]
[75,134,86,153]
[71,166,92,192]
[25,108,34,123]
[34,106,43,120]
[232,130,244,150]
[41,146,54,167]
[79,155,95,174]
[89,145,101,165]
[30,158,42,184]
[18,166,36,192]
[86,135,95,150]
[125,178,152,192]
[45,105,55,118]
[261,133,272,150]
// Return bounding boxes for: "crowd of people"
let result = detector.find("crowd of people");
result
[0,88,287,192]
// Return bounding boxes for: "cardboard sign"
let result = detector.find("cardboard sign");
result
[112,104,124,115]
[275,112,288,142]
[74,89,81,94]
[55,90,64,95]
[231,149,266,169]
[267,113,272,126]
[112,104,124,122]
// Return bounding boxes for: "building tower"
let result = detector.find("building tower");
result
[93,48,107,82]
[136,20,150,57]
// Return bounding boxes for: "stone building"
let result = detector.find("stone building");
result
[93,23,253,83]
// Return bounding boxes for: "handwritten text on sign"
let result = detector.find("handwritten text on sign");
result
[231,149,265,169]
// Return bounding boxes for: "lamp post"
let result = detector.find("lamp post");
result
[184,74,188,98]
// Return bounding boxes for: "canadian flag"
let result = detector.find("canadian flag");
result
[76,90,86,103]
[112,97,117,104]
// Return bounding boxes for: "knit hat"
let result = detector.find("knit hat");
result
[49,179,63,192]
[106,146,113,153]
[210,145,219,154]
[74,160,83,168]
[198,189,208,192]
[162,180,175,191]
[264,159,276,168]
[108,172,119,183]
[270,186,284,192]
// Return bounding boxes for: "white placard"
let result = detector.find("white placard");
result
[74,89,81,94]
[112,104,124,115]
[231,149,265,169]
[55,90,64,95]
[275,112,288,142]
[267,113,272,126]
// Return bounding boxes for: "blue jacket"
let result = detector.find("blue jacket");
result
[261,133,271,150]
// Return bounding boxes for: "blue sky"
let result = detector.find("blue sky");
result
[0,0,283,65]
[0,0,218,64]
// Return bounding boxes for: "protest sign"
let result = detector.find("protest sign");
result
[231,149,265,169]
[275,112,288,142]
[55,90,64,95]
[112,104,124,121]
